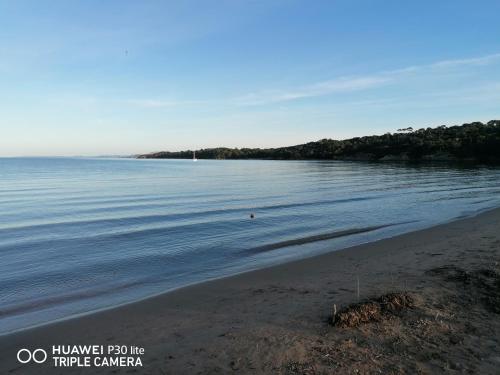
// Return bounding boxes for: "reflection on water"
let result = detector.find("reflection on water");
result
[0,157,499,333]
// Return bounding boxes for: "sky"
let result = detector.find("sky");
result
[1,0,500,156]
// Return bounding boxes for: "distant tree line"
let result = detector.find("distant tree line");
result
[137,120,500,162]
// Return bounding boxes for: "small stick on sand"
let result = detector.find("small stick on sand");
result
[356,276,360,302]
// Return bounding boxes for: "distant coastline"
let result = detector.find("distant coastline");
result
[137,120,500,163]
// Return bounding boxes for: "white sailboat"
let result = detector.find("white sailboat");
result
[193,151,197,161]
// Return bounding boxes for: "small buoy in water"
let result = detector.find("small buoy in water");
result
[250,213,255,219]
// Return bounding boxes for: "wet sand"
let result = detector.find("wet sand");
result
[1,207,500,374]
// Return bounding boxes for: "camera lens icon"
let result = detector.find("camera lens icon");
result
[17,348,47,364]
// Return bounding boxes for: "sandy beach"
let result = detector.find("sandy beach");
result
[1,207,500,374]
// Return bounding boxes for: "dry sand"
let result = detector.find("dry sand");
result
[1,208,500,374]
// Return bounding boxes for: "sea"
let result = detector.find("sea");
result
[1,157,499,334]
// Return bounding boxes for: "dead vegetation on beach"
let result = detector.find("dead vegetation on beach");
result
[281,263,500,375]
[330,292,414,328]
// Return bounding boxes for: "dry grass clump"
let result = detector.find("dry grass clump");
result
[331,292,414,328]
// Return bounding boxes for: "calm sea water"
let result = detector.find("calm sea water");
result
[1,157,499,334]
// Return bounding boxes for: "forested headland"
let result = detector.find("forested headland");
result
[137,120,500,162]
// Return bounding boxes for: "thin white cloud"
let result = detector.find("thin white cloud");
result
[327,82,500,112]
[122,52,500,109]
[124,99,205,108]
[237,52,500,106]
[126,99,180,108]
[236,76,391,106]
[430,53,500,69]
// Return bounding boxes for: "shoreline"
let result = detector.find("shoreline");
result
[0,210,478,337]
[0,220,407,337]
[2,207,500,373]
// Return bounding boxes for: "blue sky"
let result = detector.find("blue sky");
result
[1,0,500,156]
